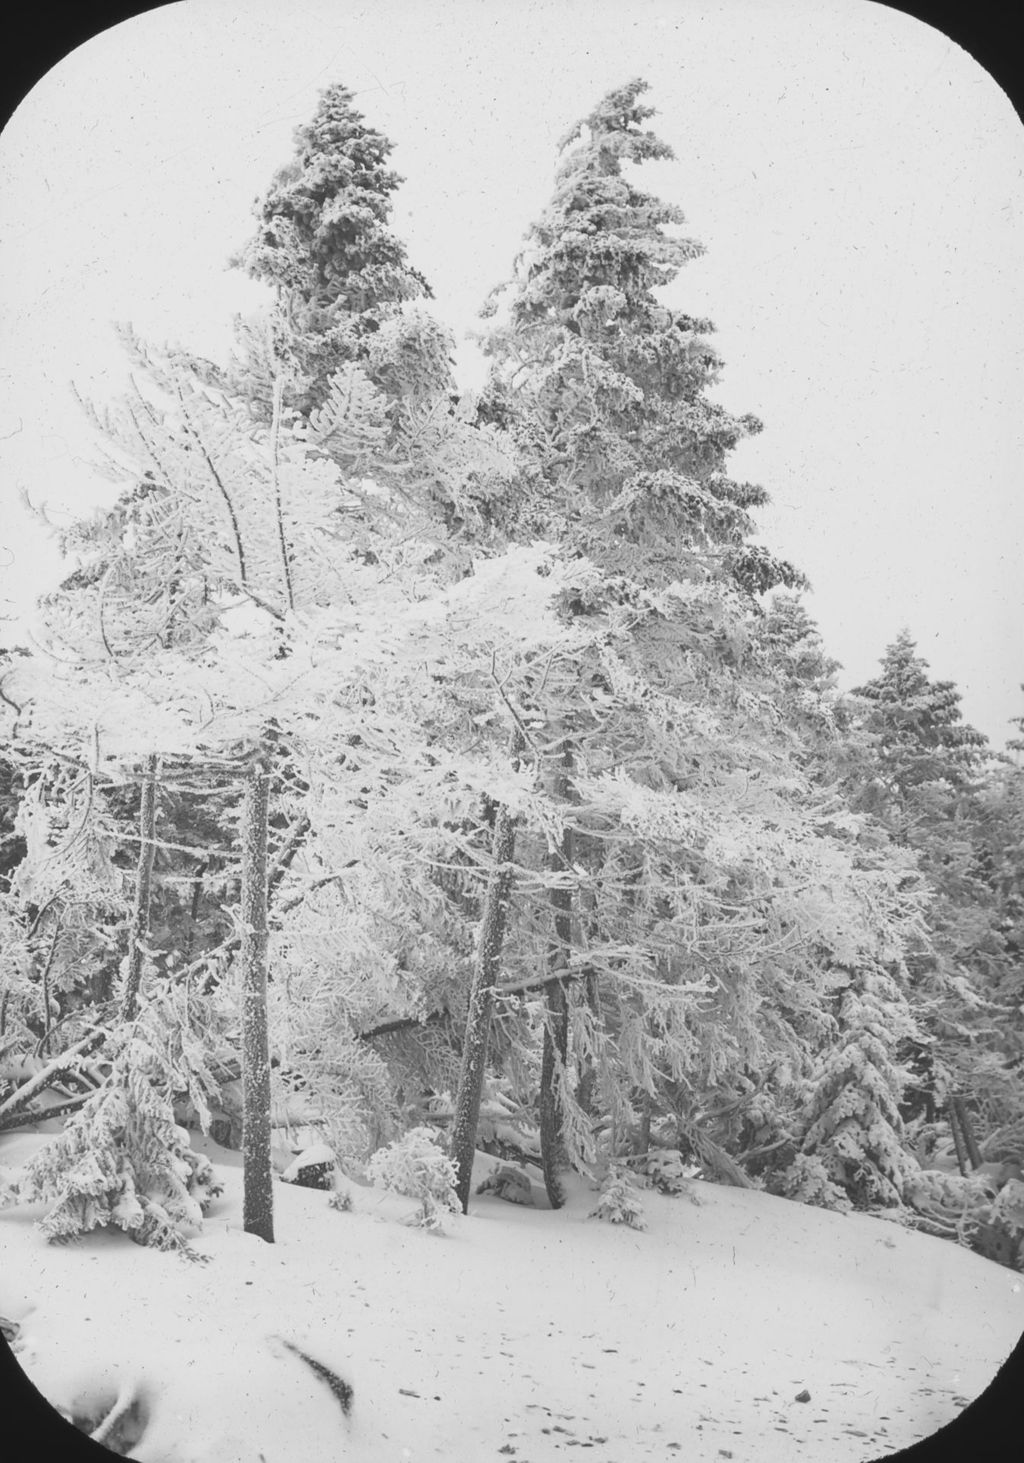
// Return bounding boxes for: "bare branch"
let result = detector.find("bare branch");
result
[272,864,357,919]
[267,814,311,900]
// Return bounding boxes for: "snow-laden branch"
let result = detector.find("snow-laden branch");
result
[0,1029,108,1123]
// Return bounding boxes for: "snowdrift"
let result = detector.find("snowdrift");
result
[1,1130,1022,1461]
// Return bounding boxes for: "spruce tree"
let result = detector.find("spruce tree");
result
[852,629,989,804]
[478,77,804,595]
[473,78,808,1202]
[230,83,431,418]
[782,961,918,1211]
[974,729,1024,1135]
[761,594,843,732]
[224,84,511,548]
[850,632,1009,1141]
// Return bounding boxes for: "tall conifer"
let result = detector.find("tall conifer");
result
[479,78,803,595]
[474,80,812,1202]
[850,633,1015,1137]
[231,83,431,417]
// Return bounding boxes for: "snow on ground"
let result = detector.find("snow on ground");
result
[1,1128,1022,1462]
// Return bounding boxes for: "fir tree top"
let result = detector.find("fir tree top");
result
[479,78,804,597]
[852,629,988,790]
[229,84,433,416]
[763,593,841,685]
[504,78,706,340]
[235,83,430,317]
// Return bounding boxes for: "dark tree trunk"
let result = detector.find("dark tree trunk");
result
[450,731,524,1214]
[633,1089,653,1156]
[574,1036,597,1118]
[240,749,274,1243]
[949,1095,983,1174]
[539,753,573,1209]
[539,984,569,1207]
[119,754,159,1024]
[38,917,62,1050]
[182,857,208,967]
[574,894,601,1117]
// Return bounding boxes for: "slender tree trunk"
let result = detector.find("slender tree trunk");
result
[450,731,524,1214]
[574,996,598,1118]
[633,1089,653,1156]
[182,858,208,966]
[949,1095,983,1175]
[574,887,601,1117]
[119,754,159,1024]
[539,752,573,1209]
[38,916,62,1049]
[240,748,274,1242]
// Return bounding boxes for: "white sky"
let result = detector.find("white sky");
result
[1,0,1022,744]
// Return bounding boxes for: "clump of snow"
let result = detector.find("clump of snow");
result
[280,1143,336,1187]
[1,1128,1022,1461]
[475,1163,535,1205]
[643,1147,702,1196]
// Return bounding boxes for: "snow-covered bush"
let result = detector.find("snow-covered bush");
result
[775,1152,851,1213]
[643,1148,700,1198]
[984,1179,1024,1267]
[475,1164,535,1205]
[0,1035,221,1253]
[991,1177,1024,1239]
[589,1170,646,1230]
[904,1166,1024,1267]
[366,1125,460,1230]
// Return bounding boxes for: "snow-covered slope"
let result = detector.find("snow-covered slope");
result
[1,1130,1021,1462]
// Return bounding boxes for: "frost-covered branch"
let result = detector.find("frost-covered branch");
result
[0,1029,108,1123]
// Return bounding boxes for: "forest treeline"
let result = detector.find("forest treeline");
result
[1,80,1022,1261]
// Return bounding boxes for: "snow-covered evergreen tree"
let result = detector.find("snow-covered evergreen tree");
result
[469,79,889,1204]
[4,76,995,1251]
[852,629,989,804]
[1,1026,222,1252]
[222,84,513,548]
[780,961,918,1211]
[230,82,431,418]
[849,633,1016,1142]
[759,593,849,762]
[477,77,804,595]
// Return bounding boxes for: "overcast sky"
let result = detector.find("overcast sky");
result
[1,0,1022,744]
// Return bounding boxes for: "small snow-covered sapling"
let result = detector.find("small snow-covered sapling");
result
[366,1126,461,1230]
[589,1171,647,1230]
